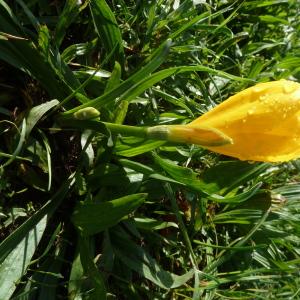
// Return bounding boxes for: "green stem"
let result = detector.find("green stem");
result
[57,117,232,148]
[102,122,147,138]
[0,152,31,162]
[57,117,148,138]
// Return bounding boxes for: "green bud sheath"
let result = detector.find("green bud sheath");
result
[147,125,233,147]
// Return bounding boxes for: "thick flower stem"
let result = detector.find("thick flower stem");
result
[57,118,232,148]
[102,122,148,138]
[57,117,148,138]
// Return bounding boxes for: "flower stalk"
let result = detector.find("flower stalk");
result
[58,117,232,147]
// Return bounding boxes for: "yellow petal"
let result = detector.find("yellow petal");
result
[188,79,300,162]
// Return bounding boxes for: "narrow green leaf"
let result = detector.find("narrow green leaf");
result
[243,41,285,56]
[169,6,233,40]
[259,15,289,24]
[61,40,97,63]
[2,118,26,167]
[144,5,234,63]
[0,215,47,300]
[119,158,190,185]
[210,183,262,204]
[55,0,86,47]
[104,61,122,93]
[202,161,269,194]
[116,138,166,157]
[134,217,178,230]
[68,247,85,300]
[31,240,67,300]
[79,236,106,299]
[62,38,172,115]
[110,226,194,289]
[0,1,83,99]
[38,24,51,59]
[213,209,264,224]
[216,32,249,55]
[15,0,40,31]
[26,99,59,137]
[90,0,124,67]
[0,177,74,264]
[205,209,270,274]
[153,87,194,117]
[117,65,251,104]
[153,153,209,193]
[38,130,52,191]
[154,154,262,203]
[244,0,289,8]
[113,100,128,124]
[72,193,147,235]
[273,184,300,201]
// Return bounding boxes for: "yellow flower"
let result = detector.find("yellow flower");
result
[187,79,300,162]
[148,79,300,162]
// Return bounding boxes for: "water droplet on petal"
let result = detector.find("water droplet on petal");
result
[292,89,300,100]
[259,95,267,102]
[253,85,267,93]
[283,82,299,94]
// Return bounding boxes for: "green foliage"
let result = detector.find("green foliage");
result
[0,0,300,299]
[72,193,147,235]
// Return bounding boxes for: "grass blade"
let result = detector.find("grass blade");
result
[72,193,147,235]
[0,177,75,264]
[90,0,124,68]
[62,38,172,115]
[0,215,47,300]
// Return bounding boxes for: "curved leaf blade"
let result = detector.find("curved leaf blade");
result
[72,193,147,235]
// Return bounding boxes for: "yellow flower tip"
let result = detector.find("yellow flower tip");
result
[189,80,300,162]
[147,125,233,147]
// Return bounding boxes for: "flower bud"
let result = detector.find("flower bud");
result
[73,107,100,120]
